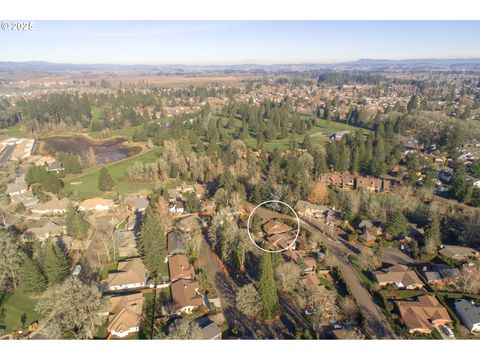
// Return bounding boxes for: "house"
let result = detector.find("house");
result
[300,272,322,288]
[454,299,480,333]
[330,130,351,141]
[78,198,115,212]
[193,184,206,199]
[438,170,453,184]
[439,245,479,261]
[30,197,71,215]
[295,200,328,219]
[177,215,200,233]
[107,293,144,338]
[169,254,195,282]
[46,160,64,173]
[358,220,383,244]
[355,176,383,192]
[24,221,65,242]
[10,191,39,209]
[167,188,181,202]
[6,182,28,197]
[170,278,204,314]
[267,231,297,250]
[195,316,222,340]
[114,230,139,258]
[169,200,185,214]
[422,264,461,287]
[107,258,147,291]
[167,231,186,255]
[302,257,317,273]
[395,295,452,334]
[372,265,424,289]
[263,220,292,235]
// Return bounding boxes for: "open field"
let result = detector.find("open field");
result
[0,287,41,333]
[65,147,162,199]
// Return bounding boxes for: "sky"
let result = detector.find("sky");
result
[1,21,480,65]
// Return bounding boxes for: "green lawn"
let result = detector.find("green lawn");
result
[0,287,42,333]
[0,123,23,138]
[65,148,162,199]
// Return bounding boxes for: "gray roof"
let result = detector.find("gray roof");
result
[195,317,222,340]
[167,231,186,254]
[454,299,480,330]
[439,245,478,259]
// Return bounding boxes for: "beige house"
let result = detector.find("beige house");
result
[170,278,204,314]
[395,295,452,334]
[78,198,115,212]
[373,265,424,289]
[107,293,144,338]
[107,258,147,291]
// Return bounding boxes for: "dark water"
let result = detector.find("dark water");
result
[37,135,142,165]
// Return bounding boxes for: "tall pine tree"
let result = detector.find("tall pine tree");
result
[43,242,70,285]
[139,207,166,277]
[21,255,47,294]
[259,253,279,320]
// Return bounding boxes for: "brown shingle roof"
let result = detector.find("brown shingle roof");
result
[171,279,203,311]
[107,258,146,287]
[395,295,452,333]
[168,254,195,282]
[108,293,144,334]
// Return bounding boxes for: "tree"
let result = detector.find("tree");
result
[98,167,114,191]
[43,242,70,285]
[236,284,260,318]
[0,230,23,290]
[307,181,329,204]
[65,203,88,238]
[275,261,300,292]
[184,192,201,213]
[386,211,408,238]
[35,278,105,339]
[423,211,441,256]
[259,253,279,320]
[456,266,480,294]
[167,318,202,339]
[20,255,47,294]
[138,207,166,276]
[355,251,379,271]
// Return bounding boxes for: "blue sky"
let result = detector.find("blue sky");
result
[1,21,480,64]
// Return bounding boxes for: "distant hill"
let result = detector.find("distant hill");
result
[1,58,480,74]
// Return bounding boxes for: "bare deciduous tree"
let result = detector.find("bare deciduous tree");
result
[275,262,300,292]
[236,284,260,318]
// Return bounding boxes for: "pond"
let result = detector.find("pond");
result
[35,135,142,165]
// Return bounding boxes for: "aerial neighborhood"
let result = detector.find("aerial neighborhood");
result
[1,59,480,341]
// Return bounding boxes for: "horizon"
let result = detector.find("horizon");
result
[1,21,480,65]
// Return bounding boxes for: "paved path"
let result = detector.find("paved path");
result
[244,201,396,339]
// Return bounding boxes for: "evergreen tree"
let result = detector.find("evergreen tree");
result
[259,253,279,320]
[21,255,47,294]
[139,207,166,276]
[386,211,408,238]
[423,211,441,256]
[98,167,114,191]
[43,242,70,285]
[65,203,88,238]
